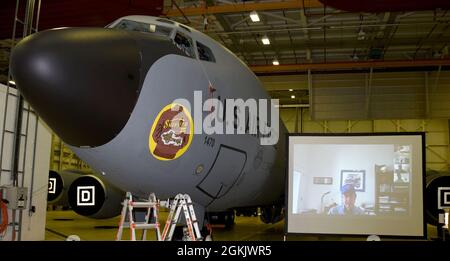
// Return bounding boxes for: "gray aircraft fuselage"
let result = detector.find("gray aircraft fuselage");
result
[11,16,286,212]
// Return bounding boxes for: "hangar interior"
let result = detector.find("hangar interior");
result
[0,0,450,241]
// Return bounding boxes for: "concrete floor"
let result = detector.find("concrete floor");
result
[45,210,437,241]
[45,210,285,241]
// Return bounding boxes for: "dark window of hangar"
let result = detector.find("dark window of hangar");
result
[114,19,172,38]
[196,41,216,63]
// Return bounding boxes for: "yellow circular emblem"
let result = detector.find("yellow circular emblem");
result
[149,103,193,161]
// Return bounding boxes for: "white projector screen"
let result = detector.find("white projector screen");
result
[287,133,425,237]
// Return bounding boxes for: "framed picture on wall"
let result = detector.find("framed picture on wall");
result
[340,170,365,192]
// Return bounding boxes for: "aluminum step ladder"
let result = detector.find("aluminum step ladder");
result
[161,193,203,241]
[116,192,161,241]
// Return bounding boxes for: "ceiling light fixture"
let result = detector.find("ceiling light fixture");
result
[291,95,296,99]
[261,35,270,45]
[289,89,293,92]
[272,60,279,66]
[250,11,260,22]
[8,80,16,85]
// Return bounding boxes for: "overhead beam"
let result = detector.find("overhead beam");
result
[165,0,323,17]
[250,59,450,72]
[299,9,311,61]
[227,36,450,53]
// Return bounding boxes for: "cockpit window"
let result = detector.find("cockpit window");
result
[173,31,195,58]
[196,41,216,62]
[114,19,172,37]
[156,18,175,25]
[179,24,191,32]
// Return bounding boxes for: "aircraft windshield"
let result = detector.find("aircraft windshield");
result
[114,19,172,38]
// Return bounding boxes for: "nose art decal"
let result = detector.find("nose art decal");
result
[149,103,193,160]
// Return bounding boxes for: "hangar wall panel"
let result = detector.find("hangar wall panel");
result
[429,72,450,118]
[261,75,309,91]
[281,108,449,171]
[0,83,52,241]
[269,71,450,121]
[51,135,91,171]
[280,108,297,133]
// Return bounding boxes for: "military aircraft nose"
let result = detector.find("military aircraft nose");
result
[10,28,142,147]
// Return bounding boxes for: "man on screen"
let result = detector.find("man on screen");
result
[328,184,365,215]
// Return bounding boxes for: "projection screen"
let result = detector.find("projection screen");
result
[286,133,425,237]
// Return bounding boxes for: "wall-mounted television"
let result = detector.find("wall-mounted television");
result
[286,133,426,238]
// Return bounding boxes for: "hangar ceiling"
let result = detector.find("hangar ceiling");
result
[0,0,165,84]
[162,0,450,105]
[164,0,450,69]
[1,0,450,106]
[0,0,164,39]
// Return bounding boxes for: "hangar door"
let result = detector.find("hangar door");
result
[196,144,247,199]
